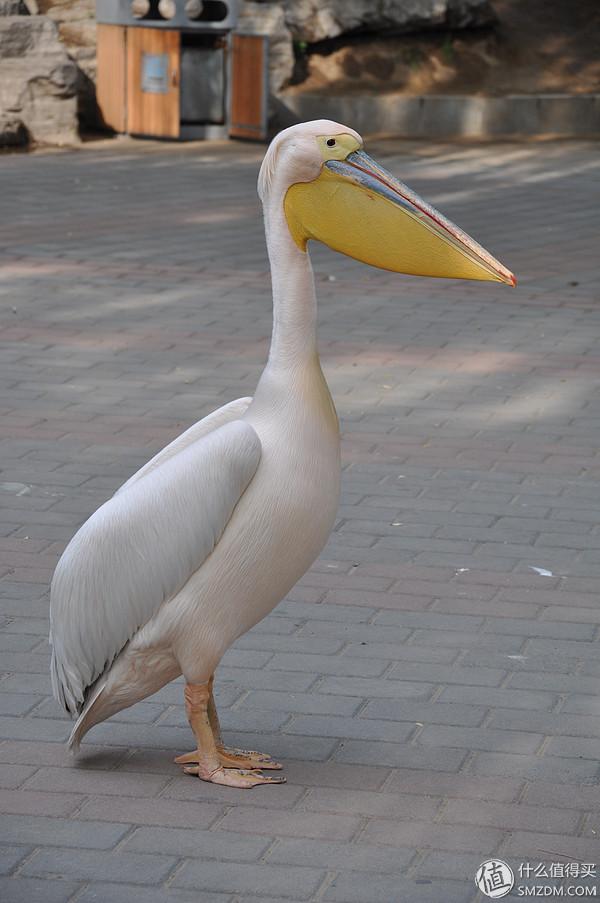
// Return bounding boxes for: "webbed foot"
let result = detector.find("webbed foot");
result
[175,746,282,771]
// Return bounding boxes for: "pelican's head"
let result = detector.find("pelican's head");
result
[258,119,515,286]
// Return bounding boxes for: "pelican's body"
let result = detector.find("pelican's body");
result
[50,121,514,787]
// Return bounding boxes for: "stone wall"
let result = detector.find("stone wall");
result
[239,0,495,100]
[37,0,96,82]
[0,9,79,146]
[0,0,495,146]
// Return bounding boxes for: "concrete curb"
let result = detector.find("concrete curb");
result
[277,92,600,139]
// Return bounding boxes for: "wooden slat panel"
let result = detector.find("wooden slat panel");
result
[229,34,268,141]
[96,24,127,133]
[126,28,180,139]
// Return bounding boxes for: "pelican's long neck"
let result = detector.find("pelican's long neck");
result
[250,184,338,433]
[263,190,318,371]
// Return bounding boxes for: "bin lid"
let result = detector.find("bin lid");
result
[96,0,239,32]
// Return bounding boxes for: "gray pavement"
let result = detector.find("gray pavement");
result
[0,135,600,902]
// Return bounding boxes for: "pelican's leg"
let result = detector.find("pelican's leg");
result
[175,675,283,771]
[175,681,285,788]
[209,676,283,771]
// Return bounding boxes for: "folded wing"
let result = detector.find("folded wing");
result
[50,416,261,714]
[117,396,252,495]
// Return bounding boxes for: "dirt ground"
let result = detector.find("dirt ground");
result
[290,0,600,97]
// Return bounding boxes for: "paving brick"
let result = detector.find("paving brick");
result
[123,826,269,861]
[267,836,413,873]
[217,667,318,692]
[433,596,541,618]
[344,640,458,664]
[79,794,223,828]
[0,633,42,652]
[235,633,345,655]
[409,628,524,652]
[562,695,600,716]
[438,685,558,710]
[316,676,436,699]
[388,662,507,686]
[334,740,467,771]
[218,805,361,841]
[527,637,600,660]
[386,768,523,802]
[0,787,82,817]
[0,845,31,875]
[266,652,389,677]
[418,724,543,754]
[439,798,580,833]
[77,885,231,903]
[417,849,488,882]
[508,671,600,695]
[284,760,390,790]
[324,588,432,611]
[300,786,440,819]
[24,766,170,797]
[323,873,473,903]
[22,847,178,885]
[363,818,503,852]
[0,877,81,903]
[172,860,325,899]
[241,689,362,716]
[375,610,485,631]
[0,739,127,769]
[0,763,39,788]
[503,831,600,862]
[544,735,600,759]
[361,698,487,726]
[470,751,600,783]
[0,813,129,849]
[283,714,415,743]
[490,708,600,738]
[482,616,593,640]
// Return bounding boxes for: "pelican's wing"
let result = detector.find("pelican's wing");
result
[117,396,253,494]
[50,418,261,714]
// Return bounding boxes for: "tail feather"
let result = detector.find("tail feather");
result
[67,676,108,753]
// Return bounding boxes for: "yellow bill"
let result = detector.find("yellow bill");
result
[284,140,515,286]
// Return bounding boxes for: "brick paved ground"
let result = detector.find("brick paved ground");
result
[0,135,599,902]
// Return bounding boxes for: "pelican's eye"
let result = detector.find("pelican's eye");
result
[316,133,361,162]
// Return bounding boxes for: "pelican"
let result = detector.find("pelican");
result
[50,120,514,788]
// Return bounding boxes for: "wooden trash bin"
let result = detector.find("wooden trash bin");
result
[96,0,268,140]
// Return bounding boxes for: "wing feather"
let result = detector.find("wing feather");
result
[49,418,261,713]
[117,396,252,495]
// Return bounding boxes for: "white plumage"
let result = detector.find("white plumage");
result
[50,119,513,786]
[50,413,260,713]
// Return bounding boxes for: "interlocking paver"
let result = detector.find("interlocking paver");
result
[1,137,599,901]
[77,886,231,903]
[21,847,179,885]
[171,860,326,898]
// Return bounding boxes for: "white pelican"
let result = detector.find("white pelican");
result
[50,120,514,788]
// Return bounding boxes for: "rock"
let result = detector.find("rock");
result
[36,0,96,74]
[0,115,28,146]
[237,0,495,104]
[284,0,495,44]
[238,1,295,92]
[0,0,28,13]
[0,16,79,145]
[446,0,495,29]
